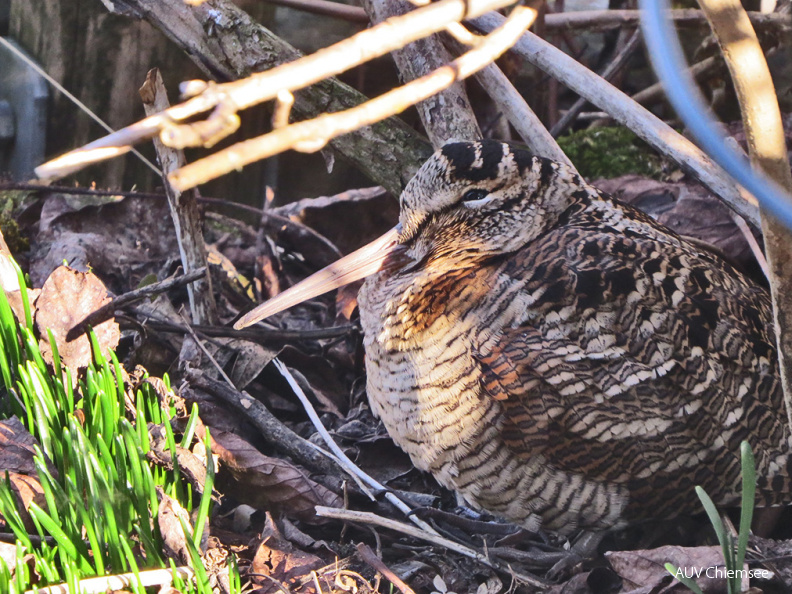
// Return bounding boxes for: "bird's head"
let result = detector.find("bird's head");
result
[235,140,580,329]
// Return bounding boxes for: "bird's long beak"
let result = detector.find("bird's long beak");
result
[234,226,401,329]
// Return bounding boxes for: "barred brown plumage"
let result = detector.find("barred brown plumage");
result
[236,140,791,535]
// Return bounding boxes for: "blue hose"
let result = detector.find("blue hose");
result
[638,0,792,230]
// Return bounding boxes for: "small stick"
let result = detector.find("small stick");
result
[144,319,355,343]
[731,213,769,280]
[35,0,516,181]
[261,0,369,23]
[356,543,416,594]
[187,370,342,477]
[542,9,790,34]
[272,359,439,534]
[315,506,549,588]
[26,566,193,594]
[66,268,207,340]
[631,55,723,106]
[168,7,538,190]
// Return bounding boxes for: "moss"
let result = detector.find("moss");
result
[557,126,662,180]
[0,190,32,253]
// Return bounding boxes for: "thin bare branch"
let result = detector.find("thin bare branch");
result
[550,28,642,137]
[27,567,194,594]
[273,359,441,535]
[543,8,790,33]
[140,69,217,325]
[35,0,516,182]
[631,54,723,106]
[315,506,549,588]
[260,0,369,23]
[168,6,538,191]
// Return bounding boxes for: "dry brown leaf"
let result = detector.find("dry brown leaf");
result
[148,430,208,497]
[0,417,54,531]
[4,288,40,328]
[30,194,178,290]
[35,266,120,372]
[157,487,193,563]
[607,545,745,593]
[0,541,17,574]
[224,339,279,390]
[250,512,324,593]
[211,430,341,521]
[0,417,46,476]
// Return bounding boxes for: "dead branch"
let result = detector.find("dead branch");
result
[696,0,792,429]
[66,267,207,340]
[260,0,369,23]
[315,506,549,588]
[35,0,517,190]
[631,54,724,106]
[543,9,790,33]
[167,7,538,191]
[471,12,761,228]
[187,369,342,477]
[356,543,416,594]
[273,359,440,535]
[140,69,217,325]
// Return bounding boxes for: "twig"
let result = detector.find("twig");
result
[168,6,538,191]
[260,0,369,22]
[356,543,416,594]
[140,68,217,325]
[182,314,236,387]
[271,187,388,217]
[696,0,792,430]
[26,567,193,594]
[35,0,515,182]
[144,319,355,343]
[470,12,761,228]
[0,180,345,267]
[730,214,769,280]
[186,369,341,477]
[631,55,723,106]
[66,268,207,340]
[542,9,790,33]
[315,506,549,588]
[272,359,440,535]
[550,28,642,137]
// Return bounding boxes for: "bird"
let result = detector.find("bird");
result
[235,140,792,536]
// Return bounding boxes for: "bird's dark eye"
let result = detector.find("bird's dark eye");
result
[461,189,490,205]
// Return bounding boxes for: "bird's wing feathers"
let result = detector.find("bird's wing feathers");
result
[474,211,790,518]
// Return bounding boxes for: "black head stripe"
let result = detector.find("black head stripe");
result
[441,141,505,182]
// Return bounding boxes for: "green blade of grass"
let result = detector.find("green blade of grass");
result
[736,441,756,585]
[28,503,93,573]
[192,429,215,551]
[695,486,735,571]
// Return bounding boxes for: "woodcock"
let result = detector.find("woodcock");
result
[235,140,792,535]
